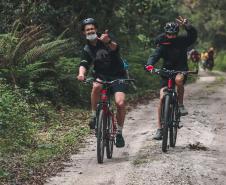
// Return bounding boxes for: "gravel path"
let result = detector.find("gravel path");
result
[45,70,226,185]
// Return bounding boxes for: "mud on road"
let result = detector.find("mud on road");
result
[46,71,226,185]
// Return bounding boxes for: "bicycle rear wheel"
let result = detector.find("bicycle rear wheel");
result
[97,109,107,163]
[106,112,114,159]
[162,95,171,153]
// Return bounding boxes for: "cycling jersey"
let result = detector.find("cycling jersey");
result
[147,25,197,71]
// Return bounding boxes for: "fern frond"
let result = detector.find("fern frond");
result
[11,28,48,65]
[57,28,70,40]
[22,39,69,64]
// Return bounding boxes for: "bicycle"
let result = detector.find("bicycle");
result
[85,78,135,163]
[148,68,198,152]
[202,59,214,71]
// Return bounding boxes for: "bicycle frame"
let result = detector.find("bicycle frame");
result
[84,77,135,162]
[148,68,198,152]
[97,84,117,140]
[162,77,180,126]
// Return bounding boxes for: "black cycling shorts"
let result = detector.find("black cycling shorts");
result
[94,74,127,94]
[160,75,187,88]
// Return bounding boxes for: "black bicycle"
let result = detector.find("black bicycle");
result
[85,78,135,163]
[150,68,198,152]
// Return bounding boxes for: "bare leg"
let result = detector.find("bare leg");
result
[115,92,126,127]
[91,81,102,111]
[177,85,184,105]
[157,88,165,129]
[175,74,185,105]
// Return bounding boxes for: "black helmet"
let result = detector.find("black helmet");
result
[81,18,97,31]
[164,22,179,34]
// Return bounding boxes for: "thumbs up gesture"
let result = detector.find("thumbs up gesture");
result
[98,30,111,44]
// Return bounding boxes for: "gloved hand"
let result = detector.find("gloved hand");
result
[145,65,154,72]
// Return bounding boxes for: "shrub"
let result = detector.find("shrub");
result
[0,83,36,152]
[214,51,226,72]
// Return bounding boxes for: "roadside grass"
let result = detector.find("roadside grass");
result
[0,107,90,184]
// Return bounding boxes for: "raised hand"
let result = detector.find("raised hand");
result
[176,16,189,27]
[98,30,111,44]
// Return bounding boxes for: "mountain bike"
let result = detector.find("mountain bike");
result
[202,59,214,71]
[149,68,198,152]
[85,78,135,163]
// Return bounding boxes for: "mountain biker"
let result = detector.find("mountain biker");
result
[189,49,200,63]
[77,18,127,147]
[145,16,197,140]
[201,47,215,71]
[201,51,209,70]
[207,47,215,70]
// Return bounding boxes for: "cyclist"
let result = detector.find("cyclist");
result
[77,18,127,147]
[189,49,200,63]
[145,16,197,140]
[207,47,215,70]
[201,51,209,70]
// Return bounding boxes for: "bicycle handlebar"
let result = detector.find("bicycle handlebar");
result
[150,68,198,76]
[84,77,135,85]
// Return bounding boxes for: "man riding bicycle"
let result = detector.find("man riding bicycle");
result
[189,49,200,63]
[77,18,127,147]
[145,16,197,140]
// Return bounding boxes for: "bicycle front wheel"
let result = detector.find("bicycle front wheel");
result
[170,101,178,147]
[162,95,171,153]
[97,109,107,164]
[106,112,114,159]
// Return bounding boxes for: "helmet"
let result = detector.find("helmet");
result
[164,22,179,34]
[81,18,97,31]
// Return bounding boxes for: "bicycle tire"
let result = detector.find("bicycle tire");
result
[106,112,114,159]
[97,109,106,163]
[162,95,171,152]
[173,101,180,146]
[170,99,177,147]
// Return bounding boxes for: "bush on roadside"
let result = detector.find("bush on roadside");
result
[0,82,36,153]
[214,51,226,72]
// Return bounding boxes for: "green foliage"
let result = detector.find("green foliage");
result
[214,51,226,72]
[126,49,161,91]
[0,22,76,103]
[178,0,226,49]
[55,57,91,106]
[0,83,36,152]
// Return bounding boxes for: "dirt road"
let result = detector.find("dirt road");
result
[45,70,226,185]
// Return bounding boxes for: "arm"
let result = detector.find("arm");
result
[184,24,197,46]
[77,50,92,81]
[176,16,197,46]
[107,40,118,51]
[98,30,118,51]
[147,45,163,66]
[77,66,87,81]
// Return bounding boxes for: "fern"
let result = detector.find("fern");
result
[22,39,70,64]
[0,21,76,91]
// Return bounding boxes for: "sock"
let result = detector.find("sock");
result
[117,123,123,134]
[91,110,96,117]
